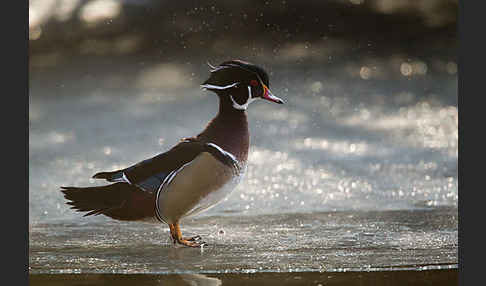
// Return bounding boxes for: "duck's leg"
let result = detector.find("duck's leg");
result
[168,222,206,247]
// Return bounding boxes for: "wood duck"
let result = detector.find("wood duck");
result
[61,60,284,247]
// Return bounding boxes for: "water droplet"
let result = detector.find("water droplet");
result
[103,147,112,155]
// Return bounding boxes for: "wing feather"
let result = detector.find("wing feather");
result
[92,140,241,194]
[92,140,223,194]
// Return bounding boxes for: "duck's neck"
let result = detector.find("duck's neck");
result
[197,96,249,163]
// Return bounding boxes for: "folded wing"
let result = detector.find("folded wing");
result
[92,140,240,194]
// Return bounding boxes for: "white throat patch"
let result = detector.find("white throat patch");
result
[230,86,258,110]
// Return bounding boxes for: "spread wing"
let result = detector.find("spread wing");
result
[92,140,240,194]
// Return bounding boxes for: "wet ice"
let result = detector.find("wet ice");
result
[29,58,457,273]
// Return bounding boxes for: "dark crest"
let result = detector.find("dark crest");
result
[201,60,270,91]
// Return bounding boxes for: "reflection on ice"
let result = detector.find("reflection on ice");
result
[28,0,457,276]
[180,274,222,286]
[29,209,457,273]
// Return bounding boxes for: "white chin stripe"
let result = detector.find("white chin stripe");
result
[230,86,258,110]
[200,82,239,90]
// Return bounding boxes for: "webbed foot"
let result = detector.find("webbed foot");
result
[169,223,207,247]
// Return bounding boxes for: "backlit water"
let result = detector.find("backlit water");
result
[29,57,457,274]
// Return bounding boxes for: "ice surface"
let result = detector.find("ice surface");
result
[29,208,457,274]
[29,57,457,273]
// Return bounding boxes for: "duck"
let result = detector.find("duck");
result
[61,60,284,247]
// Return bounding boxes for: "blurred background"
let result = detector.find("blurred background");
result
[29,0,458,219]
[29,0,458,274]
[29,0,457,87]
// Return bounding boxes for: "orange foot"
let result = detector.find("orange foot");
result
[169,223,207,247]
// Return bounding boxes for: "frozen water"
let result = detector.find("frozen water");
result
[29,208,457,274]
[29,58,457,273]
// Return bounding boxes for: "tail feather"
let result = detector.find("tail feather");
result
[61,183,155,221]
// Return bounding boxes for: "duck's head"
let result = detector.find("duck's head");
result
[201,60,284,111]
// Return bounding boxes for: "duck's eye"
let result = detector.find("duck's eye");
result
[249,80,258,87]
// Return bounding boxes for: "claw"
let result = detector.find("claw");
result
[185,235,202,242]
[169,223,208,248]
[179,239,206,248]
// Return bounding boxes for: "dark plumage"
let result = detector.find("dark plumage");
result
[61,183,154,221]
[61,60,284,247]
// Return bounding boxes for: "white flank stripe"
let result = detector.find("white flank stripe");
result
[154,160,195,223]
